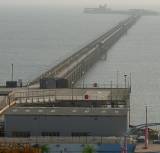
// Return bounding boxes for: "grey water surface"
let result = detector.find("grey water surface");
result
[0,6,160,125]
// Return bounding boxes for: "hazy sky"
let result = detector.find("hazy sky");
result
[1,0,160,9]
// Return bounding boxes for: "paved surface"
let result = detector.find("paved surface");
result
[135,143,160,153]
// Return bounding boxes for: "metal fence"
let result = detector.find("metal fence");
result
[7,88,130,108]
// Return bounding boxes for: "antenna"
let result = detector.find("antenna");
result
[11,64,13,81]
[116,70,119,88]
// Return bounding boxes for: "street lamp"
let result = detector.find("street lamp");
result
[82,71,85,88]
[11,64,14,81]
[144,106,148,149]
[110,81,112,100]
[124,74,127,88]
[129,72,132,92]
[72,81,74,101]
[110,81,113,108]
[55,81,57,102]
[116,70,119,88]
[123,135,128,153]
[26,80,29,103]
[55,89,57,102]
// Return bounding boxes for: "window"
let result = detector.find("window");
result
[12,131,30,137]
[72,132,89,137]
[41,132,60,136]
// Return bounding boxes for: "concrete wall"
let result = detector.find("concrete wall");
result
[5,115,127,137]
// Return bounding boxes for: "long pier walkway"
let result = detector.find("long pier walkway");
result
[30,14,140,87]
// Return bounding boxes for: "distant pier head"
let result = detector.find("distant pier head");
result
[84,5,159,16]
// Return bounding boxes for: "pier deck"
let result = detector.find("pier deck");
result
[30,15,140,87]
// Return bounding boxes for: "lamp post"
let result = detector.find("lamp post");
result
[110,81,112,101]
[144,106,148,149]
[55,81,57,102]
[72,81,74,101]
[124,135,128,153]
[120,135,128,153]
[116,70,119,88]
[124,74,127,88]
[128,107,131,128]
[55,89,57,102]
[110,81,113,108]
[11,64,14,81]
[129,72,132,92]
[26,80,29,103]
[82,71,85,88]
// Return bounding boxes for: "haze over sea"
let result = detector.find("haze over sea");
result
[0,6,160,125]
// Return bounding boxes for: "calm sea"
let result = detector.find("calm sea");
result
[0,6,160,125]
[0,6,126,82]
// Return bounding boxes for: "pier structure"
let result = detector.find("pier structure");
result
[0,13,141,117]
[0,14,140,117]
[0,14,139,150]
[30,15,140,88]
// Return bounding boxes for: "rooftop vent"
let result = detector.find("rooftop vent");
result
[51,109,55,113]
[72,110,77,113]
[38,109,43,113]
[115,110,119,114]
[25,109,31,113]
[12,109,18,112]
[101,110,107,113]
[84,110,89,113]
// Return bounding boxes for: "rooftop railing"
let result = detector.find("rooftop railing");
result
[7,87,130,108]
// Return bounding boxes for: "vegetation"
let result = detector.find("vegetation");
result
[149,129,159,140]
[41,145,50,153]
[0,143,42,153]
[82,145,96,153]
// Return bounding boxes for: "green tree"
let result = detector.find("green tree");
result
[82,145,96,153]
[41,145,50,153]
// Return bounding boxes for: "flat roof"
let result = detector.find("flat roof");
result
[5,107,128,117]
[14,88,130,101]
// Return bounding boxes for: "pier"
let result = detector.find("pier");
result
[30,14,140,87]
[0,12,147,153]
[0,14,140,116]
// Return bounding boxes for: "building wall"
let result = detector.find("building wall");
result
[5,115,127,137]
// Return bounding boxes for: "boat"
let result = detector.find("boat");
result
[84,4,159,16]
[84,4,111,14]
